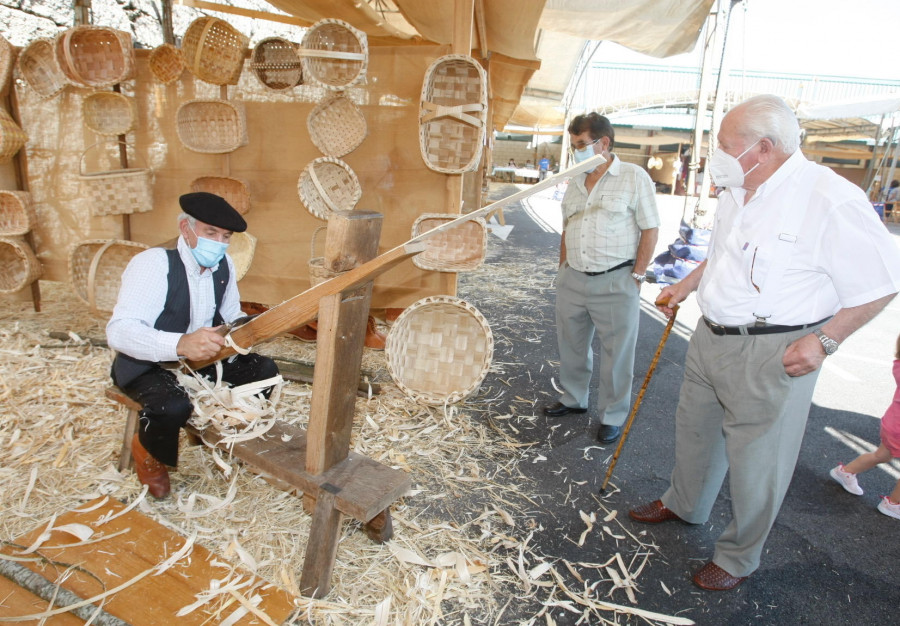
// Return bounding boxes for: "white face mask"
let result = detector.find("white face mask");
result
[708,139,761,188]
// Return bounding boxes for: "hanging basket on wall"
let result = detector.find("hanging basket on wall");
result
[78,141,153,217]
[0,34,14,93]
[18,38,68,99]
[0,108,27,164]
[299,19,368,91]
[181,16,249,86]
[251,37,303,91]
[411,213,487,272]
[0,191,36,237]
[190,175,251,215]
[297,157,361,221]
[82,91,136,136]
[148,43,185,84]
[55,25,135,88]
[307,95,366,158]
[0,236,42,295]
[176,99,248,154]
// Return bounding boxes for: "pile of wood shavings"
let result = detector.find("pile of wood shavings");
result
[0,282,689,625]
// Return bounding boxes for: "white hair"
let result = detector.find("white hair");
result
[731,94,801,154]
[177,212,196,228]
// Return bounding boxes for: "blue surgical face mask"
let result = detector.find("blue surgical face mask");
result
[189,226,229,268]
[571,137,602,171]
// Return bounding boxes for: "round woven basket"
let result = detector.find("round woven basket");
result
[307,95,366,158]
[83,91,136,136]
[297,157,361,221]
[300,19,368,91]
[182,16,248,86]
[0,236,42,294]
[0,34,13,93]
[176,99,248,154]
[228,230,256,281]
[148,43,184,84]
[307,226,341,287]
[386,295,494,405]
[251,37,302,91]
[0,108,27,165]
[190,175,250,215]
[411,214,487,272]
[17,38,67,99]
[55,25,135,89]
[0,191,35,237]
[68,239,148,313]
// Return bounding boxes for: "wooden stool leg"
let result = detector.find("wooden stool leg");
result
[299,489,342,598]
[118,408,139,472]
[362,508,393,543]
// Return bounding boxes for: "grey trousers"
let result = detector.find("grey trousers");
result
[554,264,639,426]
[661,320,821,577]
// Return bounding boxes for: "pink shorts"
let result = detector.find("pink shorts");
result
[881,420,900,457]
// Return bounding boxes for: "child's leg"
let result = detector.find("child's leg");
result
[844,444,892,474]
[890,479,900,505]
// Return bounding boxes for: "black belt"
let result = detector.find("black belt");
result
[703,316,831,336]
[580,260,634,277]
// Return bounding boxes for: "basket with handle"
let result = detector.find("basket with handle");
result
[68,239,148,313]
[0,236,42,294]
[82,91,136,136]
[78,141,153,217]
[190,175,250,215]
[17,38,67,99]
[176,99,248,154]
[0,190,36,237]
[0,108,27,164]
[411,213,487,272]
[55,25,135,89]
[148,43,184,84]
[251,37,303,91]
[181,16,248,86]
[297,157,361,221]
[419,54,487,174]
[307,226,340,287]
[299,19,367,91]
[307,95,366,158]
[386,295,494,405]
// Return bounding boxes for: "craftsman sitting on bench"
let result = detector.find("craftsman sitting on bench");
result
[107,192,279,499]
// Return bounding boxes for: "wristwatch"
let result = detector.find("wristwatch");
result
[813,329,839,355]
[631,272,646,283]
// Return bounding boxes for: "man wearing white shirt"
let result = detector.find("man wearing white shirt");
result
[107,192,278,498]
[629,95,900,590]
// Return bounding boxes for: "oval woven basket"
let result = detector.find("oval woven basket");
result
[0,108,27,165]
[69,239,148,313]
[176,99,248,154]
[78,141,153,217]
[190,175,250,215]
[419,54,487,174]
[411,214,487,273]
[0,236,42,294]
[307,226,340,287]
[0,190,36,237]
[18,38,67,99]
[228,230,256,281]
[307,95,366,158]
[297,157,361,221]
[148,43,184,84]
[55,25,135,89]
[299,19,368,91]
[182,16,248,86]
[83,91,136,136]
[251,37,302,91]
[386,295,494,405]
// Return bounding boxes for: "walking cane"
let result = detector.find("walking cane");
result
[599,300,679,493]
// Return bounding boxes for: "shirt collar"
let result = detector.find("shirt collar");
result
[728,149,806,204]
[576,152,619,190]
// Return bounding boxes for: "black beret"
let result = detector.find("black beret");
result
[179,192,247,233]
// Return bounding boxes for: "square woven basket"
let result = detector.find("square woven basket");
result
[182,16,248,86]
[307,95,367,158]
[0,236,42,294]
[411,213,487,272]
[176,99,248,154]
[68,239,148,313]
[55,25,135,89]
[78,142,153,217]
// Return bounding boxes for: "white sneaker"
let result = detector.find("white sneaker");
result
[829,464,863,495]
[877,496,900,520]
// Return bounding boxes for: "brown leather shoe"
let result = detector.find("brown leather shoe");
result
[364,316,386,350]
[289,323,317,342]
[692,561,747,591]
[385,308,404,325]
[629,500,683,524]
[131,434,170,499]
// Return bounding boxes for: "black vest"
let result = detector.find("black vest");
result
[111,249,229,387]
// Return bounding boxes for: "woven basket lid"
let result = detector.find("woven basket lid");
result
[386,295,493,405]
[300,19,367,90]
[68,239,148,313]
[411,214,487,273]
[297,157,361,220]
[307,95,366,158]
[228,230,256,281]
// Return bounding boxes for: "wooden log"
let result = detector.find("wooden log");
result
[324,210,382,272]
[299,489,342,598]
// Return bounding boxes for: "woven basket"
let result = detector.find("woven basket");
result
[0,191,36,237]
[297,157,361,221]
[148,43,184,84]
[55,26,135,89]
[0,236,41,294]
[83,91,136,136]
[251,37,302,91]
[0,34,13,93]
[307,226,340,286]
[0,108,27,164]
[176,99,248,154]
[182,16,248,86]
[17,38,67,99]
[228,230,255,281]
[386,295,493,405]
[411,214,487,272]
[299,19,367,91]
[190,175,250,215]
[307,95,366,158]
[78,142,153,217]
[69,239,148,313]
[419,54,487,174]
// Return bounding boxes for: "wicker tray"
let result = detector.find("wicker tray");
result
[0,190,36,237]
[411,213,487,272]
[176,99,248,154]
[386,296,493,405]
[182,16,248,86]
[78,142,153,217]
[299,19,367,91]
[228,230,255,281]
[190,176,250,215]
[0,236,42,294]
[69,239,148,313]
[55,25,135,89]
[307,95,366,157]
[148,43,184,84]
[83,91,136,136]
[419,54,487,174]
[18,38,67,99]
[297,157,361,220]
[0,108,27,165]
[251,37,302,91]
